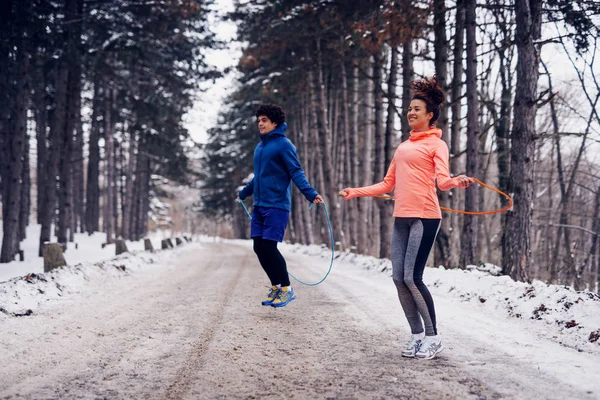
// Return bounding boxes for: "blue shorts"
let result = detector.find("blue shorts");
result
[250,206,290,242]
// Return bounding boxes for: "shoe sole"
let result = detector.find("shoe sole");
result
[416,345,445,360]
[401,352,416,358]
[271,294,296,308]
[261,300,275,306]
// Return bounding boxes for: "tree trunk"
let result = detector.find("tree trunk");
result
[400,41,414,142]
[350,58,360,250]
[449,0,466,269]
[34,50,48,224]
[19,132,30,242]
[0,4,29,262]
[307,67,327,244]
[313,38,343,249]
[588,186,600,291]
[139,155,151,238]
[502,0,542,282]
[39,60,68,256]
[357,58,374,255]
[104,86,115,244]
[115,132,122,236]
[433,0,451,268]
[379,46,397,260]
[85,72,102,234]
[372,50,386,258]
[496,40,512,211]
[122,126,137,240]
[495,24,513,270]
[299,102,314,244]
[56,0,82,245]
[460,0,480,267]
[74,113,85,233]
[70,0,83,238]
[340,54,356,249]
[56,77,74,244]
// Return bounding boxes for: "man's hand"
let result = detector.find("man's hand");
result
[235,196,241,202]
[313,194,324,204]
[456,175,475,188]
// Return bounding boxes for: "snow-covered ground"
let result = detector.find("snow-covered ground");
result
[1,236,599,398]
[0,224,180,283]
[282,242,600,356]
[2,235,599,354]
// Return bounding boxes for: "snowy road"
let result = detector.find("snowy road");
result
[1,241,598,399]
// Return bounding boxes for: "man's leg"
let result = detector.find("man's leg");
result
[260,239,290,287]
[260,208,295,307]
[251,207,281,287]
[253,237,281,286]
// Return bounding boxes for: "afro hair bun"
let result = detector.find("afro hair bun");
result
[410,75,445,108]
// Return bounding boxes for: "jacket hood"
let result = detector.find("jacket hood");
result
[261,122,288,141]
[409,128,442,141]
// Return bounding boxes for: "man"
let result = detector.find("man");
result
[237,104,323,308]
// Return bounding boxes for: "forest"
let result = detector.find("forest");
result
[0,0,218,261]
[202,0,600,290]
[1,0,599,291]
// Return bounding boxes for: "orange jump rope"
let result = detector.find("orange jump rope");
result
[370,178,513,215]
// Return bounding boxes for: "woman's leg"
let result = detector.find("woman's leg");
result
[391,218,424,335]
[402,218,441,336]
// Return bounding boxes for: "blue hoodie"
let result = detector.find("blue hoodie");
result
[238,122,318,211]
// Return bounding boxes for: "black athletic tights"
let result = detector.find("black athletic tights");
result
[253,237,290,287]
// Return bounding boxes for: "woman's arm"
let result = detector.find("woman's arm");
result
[339,158,396,199]
[434,142,474,190]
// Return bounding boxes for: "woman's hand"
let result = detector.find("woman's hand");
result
[456,175,475,188]
[313,194,324,204]
[338,188,351,199]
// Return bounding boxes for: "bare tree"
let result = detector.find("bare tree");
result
[502,0,542,281]
[460,0,480,267]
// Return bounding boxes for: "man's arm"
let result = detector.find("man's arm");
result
[281,142,318,202]
[238,177,255,200]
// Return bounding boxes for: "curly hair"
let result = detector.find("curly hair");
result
[411,75,445,125]
[255,104,286,126]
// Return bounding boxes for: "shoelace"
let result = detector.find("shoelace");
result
[407,337,422,350]
[266,286,279,299]
[274,290,292,302]
[420,339,439,353]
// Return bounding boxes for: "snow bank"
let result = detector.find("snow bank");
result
[283,243,600,355]
[0,244,198,319]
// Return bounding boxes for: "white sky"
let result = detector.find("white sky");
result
[184,0,241,144]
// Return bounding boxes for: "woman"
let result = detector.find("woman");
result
[339,76,474,359]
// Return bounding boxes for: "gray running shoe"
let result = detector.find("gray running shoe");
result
[415,336,444,359]
[401,335,423,358]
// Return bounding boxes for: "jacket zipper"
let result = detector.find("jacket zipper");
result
[256,144,262,204]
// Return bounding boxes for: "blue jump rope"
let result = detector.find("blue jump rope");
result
[238,200,335,286]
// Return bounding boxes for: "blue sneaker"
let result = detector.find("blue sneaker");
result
[271,286,296,308]
[261,286,280,306]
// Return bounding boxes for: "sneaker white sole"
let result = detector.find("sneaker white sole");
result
[416,345,445,360]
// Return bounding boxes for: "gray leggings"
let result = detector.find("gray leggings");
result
[391,217,441,336]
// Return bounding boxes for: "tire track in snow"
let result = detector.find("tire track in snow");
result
[164,254,248,400]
